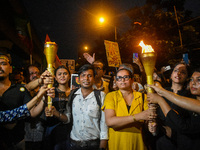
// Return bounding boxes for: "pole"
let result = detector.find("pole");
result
[30,54,32,65]
[174,6,183,48]
[114,26,117,41]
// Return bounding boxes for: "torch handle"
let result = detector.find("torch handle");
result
[149,103,157,136]
[47,66,54,110]
[146,75,157,135]
[47,84,52,109]
[146,75,154,93]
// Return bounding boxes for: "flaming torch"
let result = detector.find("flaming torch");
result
[44,42,58,110]
[139,40,157,135]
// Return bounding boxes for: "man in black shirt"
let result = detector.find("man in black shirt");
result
[0,51,48,149]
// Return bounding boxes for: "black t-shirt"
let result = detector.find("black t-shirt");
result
[0,84,32,147]
[46,88,69,127]
[157,87,190,126]
[155,87,191,150]
[167,110,200,150]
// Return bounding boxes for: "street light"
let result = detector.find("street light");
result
[99,17,105,24]
[84,46,89,51]
[98,16,117,41]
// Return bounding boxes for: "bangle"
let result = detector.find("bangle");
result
[132,115,136,122]
[38,78,40,85]
[42,97,47,105]
[38,78,42,86]
[36,95,40,102]
[59,113,62,119]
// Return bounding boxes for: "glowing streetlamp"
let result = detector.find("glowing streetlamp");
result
[98,16,117,41]
[99,17,105,24]
[84,46,88,51]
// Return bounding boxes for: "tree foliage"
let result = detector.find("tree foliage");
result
[119,0,199,69]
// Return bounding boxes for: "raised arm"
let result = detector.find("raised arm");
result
[29,86,55,117]
[147,93,172,117]
[25,70,53,91]
[149,84,200,114]
[133,57,144,72]
[83,53,95,64]
[133,57,146,85]
[0,86,52,123]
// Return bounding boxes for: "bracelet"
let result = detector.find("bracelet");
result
[35,95,40,103]
[132,115,136,122]
[59,113,62,119]
[38,78,42,86]
[38,78,40,86]
[42,97,47,105]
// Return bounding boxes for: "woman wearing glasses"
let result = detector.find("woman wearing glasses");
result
[102,68,154,150]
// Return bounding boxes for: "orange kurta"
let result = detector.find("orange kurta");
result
[102,90,148,150]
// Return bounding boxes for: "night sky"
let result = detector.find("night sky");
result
[22,0,200,60]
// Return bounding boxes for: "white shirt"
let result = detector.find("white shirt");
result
[70,88,108,141]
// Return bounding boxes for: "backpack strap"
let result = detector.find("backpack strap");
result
[141,92,145,111]
[67,88,79,132]
[142,92,145,103]
[68,88,79,108]
[94,89,102,129]
[94,89,101,107]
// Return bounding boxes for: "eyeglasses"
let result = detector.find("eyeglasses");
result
[116,75,131,81]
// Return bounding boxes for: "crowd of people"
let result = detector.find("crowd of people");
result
[0,50,200,150]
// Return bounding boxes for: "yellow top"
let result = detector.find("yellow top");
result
[102,90,148,150]
[102,79,110,94]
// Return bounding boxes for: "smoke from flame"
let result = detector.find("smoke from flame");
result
[139,41,154,53]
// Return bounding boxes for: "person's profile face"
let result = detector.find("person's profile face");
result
[171,64,188,85]
[189,72,200,96]
[29,66,40,81]
[93,62,104,78]
[0,58,12,79]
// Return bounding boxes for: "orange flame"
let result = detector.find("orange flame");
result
[139,41,154,53]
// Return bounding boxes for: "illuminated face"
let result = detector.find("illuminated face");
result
[189,72,200,96]
[171,64,188,85]
[79,69,94,89]
[55,68,70,85]
[93,62,104,78]
[29,66,40,81]
[116,70,133,90]
[0,58,12,80]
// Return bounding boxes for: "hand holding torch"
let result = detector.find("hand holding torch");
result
[44,42,58,112]
[139,41,157,135]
